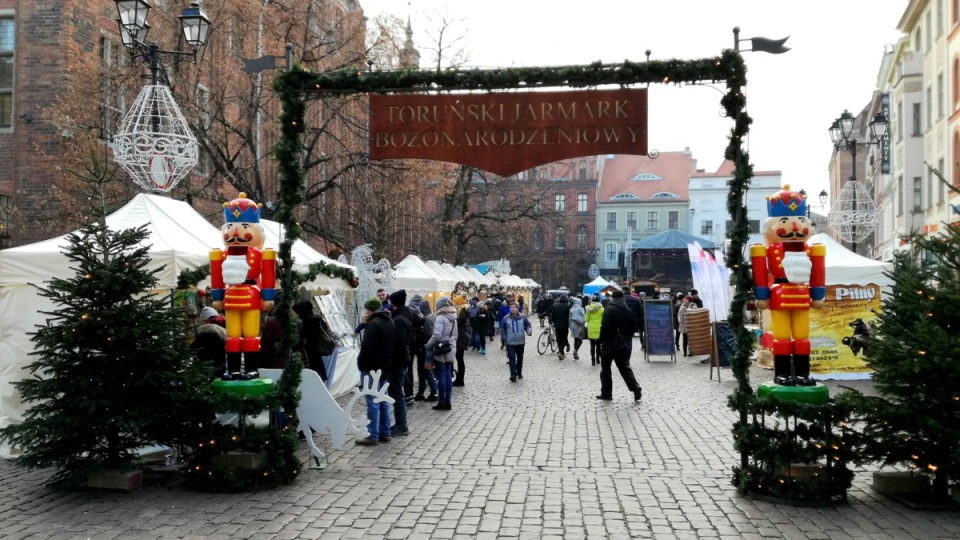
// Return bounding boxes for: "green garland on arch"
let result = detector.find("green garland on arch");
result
[270,48,850,502]
[295,261,359,288]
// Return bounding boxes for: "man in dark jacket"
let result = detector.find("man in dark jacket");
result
[597,289,642,402]
[355,297,394,446]
[536,294,554,327]
[550,294,572,360]
[292,300,331,382]
[387,290,412,437]
[622,286,645,350]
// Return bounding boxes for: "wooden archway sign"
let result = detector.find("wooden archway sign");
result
[269,47,755,466]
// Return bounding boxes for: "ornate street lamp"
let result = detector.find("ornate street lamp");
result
[111,1,214,193]
[827,109,887,252]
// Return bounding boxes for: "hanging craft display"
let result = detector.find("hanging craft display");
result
[112,85,198,192]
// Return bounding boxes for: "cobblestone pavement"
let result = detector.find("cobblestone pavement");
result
[2,337,959,539]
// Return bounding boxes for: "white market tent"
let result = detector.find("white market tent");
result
[466,266,494,287]
[0,194,357,458]
[259,219,357,291]
[808,233,893,291]
[393,255,456,298]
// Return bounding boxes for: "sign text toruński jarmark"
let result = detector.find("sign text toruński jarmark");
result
[368,89,648,177]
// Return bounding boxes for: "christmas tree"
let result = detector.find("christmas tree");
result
[0,221,211,488]
[843,224,960,500]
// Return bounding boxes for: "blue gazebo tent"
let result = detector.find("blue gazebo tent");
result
[631,229,716,249]
[629,230,717,295]
[582,276,614,296]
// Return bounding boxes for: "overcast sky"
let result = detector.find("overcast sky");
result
[360,0,907,213]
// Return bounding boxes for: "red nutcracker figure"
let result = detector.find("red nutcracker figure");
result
[750,185,826,386]
[210,193,276,380]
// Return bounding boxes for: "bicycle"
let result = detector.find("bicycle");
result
[537,322,557,355]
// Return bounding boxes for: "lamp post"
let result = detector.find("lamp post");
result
[115,1,213,87]
[111,1,214,193]
[828,109,887,253]
[798,188,829,227]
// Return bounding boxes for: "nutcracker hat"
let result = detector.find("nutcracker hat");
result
[765,184,807,218]
[223,192,262,223]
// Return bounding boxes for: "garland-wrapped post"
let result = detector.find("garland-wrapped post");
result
[717,50,756,476]
[272,66,309,368]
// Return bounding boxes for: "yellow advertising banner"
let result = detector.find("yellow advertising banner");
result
[761,283,881,379]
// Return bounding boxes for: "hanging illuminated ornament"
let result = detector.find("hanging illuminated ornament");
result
[112,85,198,192]
[827,180,878,243]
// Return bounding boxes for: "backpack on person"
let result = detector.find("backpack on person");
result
[409,307,430,345]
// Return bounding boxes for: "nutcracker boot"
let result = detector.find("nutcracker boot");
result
[223,337,243,380]
[241,337,261,380]
[772,339,796,386]
[792,339,814,386]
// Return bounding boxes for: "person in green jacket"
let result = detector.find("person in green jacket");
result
[584,295,604,365]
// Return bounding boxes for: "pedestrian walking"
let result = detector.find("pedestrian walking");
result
[678,295,692,357]
[453,300,470,387]
[500,301,533,382]
[387,290,412,437]
[584,295,603,365]
[550,294,572,360]
[355,297,393,446]
[597,289,643,402]
[426,296,458,411]
[569,296,586,360]
[412,297,438,402]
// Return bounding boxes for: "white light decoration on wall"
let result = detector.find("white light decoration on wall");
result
[828,180,878,243]
[112,85,198,192]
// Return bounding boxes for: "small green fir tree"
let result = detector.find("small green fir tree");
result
[0,221,211,488]
[843,224,960,500]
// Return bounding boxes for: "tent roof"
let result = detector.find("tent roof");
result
[0,193,221,288]
[259,219,356,277]
[632,229,716,249]
[394,254,457,293]
[808,233,893,287]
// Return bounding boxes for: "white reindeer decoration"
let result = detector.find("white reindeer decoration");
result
[259,368,394,468]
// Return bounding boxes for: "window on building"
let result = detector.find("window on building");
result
[555,227,565,249]
[897,176,904,215]
[928,168,934,209]
[939,73,945,118]
[476,195,487,212]
[913,102,922,135]
[534,229,543,250]
[0,17,15,129]
[577,193,587,212]
[914,177,923,212]
[927,86,933,130]
[955,60,960,109]
[606,211,617,230]
[0,194,9,249]
[940,158,946,204]
[534,198,542,214]
[531,262,543,281]
[555,194,565,211]
[646,211,658,230]
[955,132,960,186]
[605,242,617,263]
[898,100,904,139]
[579,160,587,180]
[955,0,959,25]
[916,27,922,52]
[701,220,713,236]
[577,225,587,248]
[626,211,637,231]
[668,211,679,230]
[939,0,945,35]
[927,11,933,50]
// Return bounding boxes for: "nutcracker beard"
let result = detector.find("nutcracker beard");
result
[781,251,812,284]
[222,254,250,285]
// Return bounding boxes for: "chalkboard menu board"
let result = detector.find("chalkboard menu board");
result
[712,321,736,369]
[643,300,676,360]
